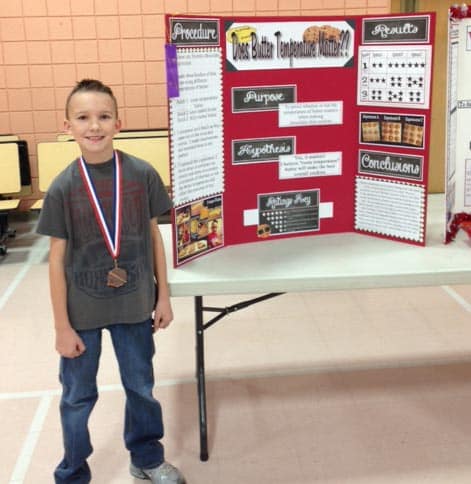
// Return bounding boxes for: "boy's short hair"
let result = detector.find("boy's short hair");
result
[65,79,118,119]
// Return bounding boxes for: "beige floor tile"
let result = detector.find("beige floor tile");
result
[448,284,471,303]
[338,366,428,404]
[356,286,463,313]
[0,398,43,484]
[302,289,364,318]
[5,215,471,483]
[261,317,336,371]
[0,263,23,294]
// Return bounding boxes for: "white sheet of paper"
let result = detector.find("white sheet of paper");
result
[279,152,342,179]
[355,177,425,242]
[170,49,224,206]
[278,101,343,127]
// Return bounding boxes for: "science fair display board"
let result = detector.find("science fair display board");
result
[445,5,471,242]
[165,13,435,266]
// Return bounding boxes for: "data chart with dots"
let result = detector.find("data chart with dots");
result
[358,45,432,109]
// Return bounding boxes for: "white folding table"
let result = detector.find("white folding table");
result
[162,194,471,460]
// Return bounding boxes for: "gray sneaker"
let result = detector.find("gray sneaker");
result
[130,461,186,483]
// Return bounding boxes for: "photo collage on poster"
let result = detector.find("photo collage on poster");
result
[175,195,223,263]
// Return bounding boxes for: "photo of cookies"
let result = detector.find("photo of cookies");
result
[196,240,208,251]
[179,239,210,260]
[197,221,209,238]
[175,207,190,225]
[381,121,402,143]
[191,201,203,217]
[178,245,189,259]
[208,206,221,219]
[303,25,320,43]
[190,218,198,236]
[190,217,209,241]
[319,25,341,42]
[361,121,380,142]
[200,205,209,219]
[402,123,424,147]
[257,223,271,238]
[303,24,342,43]
[360,112,425,149]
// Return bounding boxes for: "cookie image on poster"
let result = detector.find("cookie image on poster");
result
[381,121,402,143]
[361,121,381,142]
[303,25,320,43]
[402,123,424,147]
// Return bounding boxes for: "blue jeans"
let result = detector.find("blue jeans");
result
[54,319,164,483]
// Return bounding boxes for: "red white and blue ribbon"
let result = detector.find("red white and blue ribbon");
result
[78,151,122,260]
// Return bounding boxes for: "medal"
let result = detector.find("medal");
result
[107,260,128,288]
[78,151,127,287]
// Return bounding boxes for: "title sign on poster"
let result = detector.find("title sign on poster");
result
[225,21,355,70]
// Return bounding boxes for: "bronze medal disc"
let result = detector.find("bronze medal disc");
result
[107,266,127,288]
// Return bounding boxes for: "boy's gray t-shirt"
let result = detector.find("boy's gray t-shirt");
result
[37,150,172,330]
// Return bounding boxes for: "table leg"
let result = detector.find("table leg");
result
[195,295,209,461]
[193,292,283,460]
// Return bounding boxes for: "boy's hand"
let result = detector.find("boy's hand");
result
[152,297,174,332]
[55,326,86,358]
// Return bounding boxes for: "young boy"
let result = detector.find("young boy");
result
[37,79,186,484]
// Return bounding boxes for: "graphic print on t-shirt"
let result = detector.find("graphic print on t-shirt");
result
[69,177,149,298]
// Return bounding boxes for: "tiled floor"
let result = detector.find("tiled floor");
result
[2,213,471,483]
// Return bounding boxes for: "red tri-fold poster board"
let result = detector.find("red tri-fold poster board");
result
[165,13,436,267]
